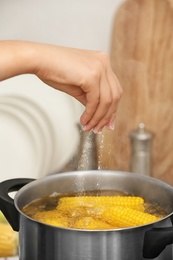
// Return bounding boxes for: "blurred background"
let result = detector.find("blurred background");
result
[0,0,121,182]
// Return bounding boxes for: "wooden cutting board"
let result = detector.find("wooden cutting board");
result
[98,0,173,185]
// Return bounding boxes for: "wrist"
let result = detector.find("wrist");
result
[15,41,40,75]
[0,40,39,80]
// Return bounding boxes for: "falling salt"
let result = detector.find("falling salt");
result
[75,130,97,194]
[77,130,97,171]
[98,130,114,170]
[97,132,105,170]
[75,128,113,194]
[74,172,86,195]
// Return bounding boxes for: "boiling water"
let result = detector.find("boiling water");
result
[22,190,167,225]
[22,190,126,217]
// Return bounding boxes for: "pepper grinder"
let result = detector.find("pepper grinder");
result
[129,123,154,176]
[77,125,98,171]
[58,124,98,172]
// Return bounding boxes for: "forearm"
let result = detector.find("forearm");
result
[0,40,38,81]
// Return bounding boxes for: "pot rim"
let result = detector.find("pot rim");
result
[15,170,173,195]
[14,170,173,232]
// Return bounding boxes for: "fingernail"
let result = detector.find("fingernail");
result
[81,124,92,132]
[81,125,86,131]
[107,119,115,130]
[93,127,103,134]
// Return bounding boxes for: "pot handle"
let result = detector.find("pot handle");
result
[143,226,173,258]
[0,178,35,231]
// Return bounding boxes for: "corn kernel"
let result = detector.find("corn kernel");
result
[33,210,72,228]
[98,206,160,228]
[58,196,144,209]
[75,217,113,230]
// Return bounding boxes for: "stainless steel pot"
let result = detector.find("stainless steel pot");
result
[1,170,173,260]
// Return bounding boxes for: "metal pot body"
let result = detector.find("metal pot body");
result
[1,171,173,260]
[19,215,172,260]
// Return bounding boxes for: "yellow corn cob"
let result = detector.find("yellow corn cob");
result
[0,223,18,257]
[56,203,88,217]
[31,196,162,230]
[34,210,63,221]
[33,210,71,228]
[97,206,161,228]
[74,217,113,230]
[42,218,70,228]
[58,196,144,209]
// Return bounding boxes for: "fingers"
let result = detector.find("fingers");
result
[80,61,122,133]
[80,81,100,128]
[83,70,112,132]
[105,69,122,131]
[79,59,102,128]
[93,69,122,133]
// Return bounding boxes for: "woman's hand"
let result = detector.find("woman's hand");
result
[0,41,122,133]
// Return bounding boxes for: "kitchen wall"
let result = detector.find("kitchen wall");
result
[0,0,122,179]
[0,0,121,51]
